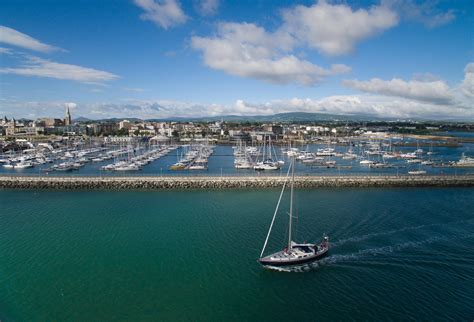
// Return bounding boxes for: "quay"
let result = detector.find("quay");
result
[0,175,473,190]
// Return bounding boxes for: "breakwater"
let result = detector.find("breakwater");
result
[1,175,473,190]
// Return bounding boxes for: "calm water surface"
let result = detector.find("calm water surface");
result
[2,143,474,177]
[1,188,473,320]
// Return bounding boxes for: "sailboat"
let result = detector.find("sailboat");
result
[258,158,329,267]
[254,135,281,170]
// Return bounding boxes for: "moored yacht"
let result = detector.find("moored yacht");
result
[170,162,186,170]
[114,164,140,171]
[14,161,34,169]
[455,153,474,167]
[254,160,280,170]
[359,159,375,166]
[408,170,427,175]
[3,162,14,169]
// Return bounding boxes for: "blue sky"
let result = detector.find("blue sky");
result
[0,0,472,120]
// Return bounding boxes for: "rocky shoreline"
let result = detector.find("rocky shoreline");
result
[0,175,473,190]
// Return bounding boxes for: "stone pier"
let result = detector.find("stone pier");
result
[0,175,473,190]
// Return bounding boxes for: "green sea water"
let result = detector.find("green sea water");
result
[1,188,473,321]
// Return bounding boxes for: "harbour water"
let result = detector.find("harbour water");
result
[1,188,473,320]
[1,143,474,177]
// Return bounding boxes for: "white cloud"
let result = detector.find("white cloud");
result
[197,0,219,16]
[2,64,471,121]
[65,102,77,109]
[0,56,120,84]
[133,0,187,29]
[3,92,471,121]
[234,99,276,115]
[0,100,78,119]
[0,25,63,53]
[262,95,472,119]
[411,72,442,82]
[231,94,473,120]
[76,100,228,119]
[343,77,454,105]
[190,1,402,84]
[123,87,145,92]
[382,0,455,28]
[190,0,456,87]
[191,22,351,85]
[0,47,14,54]
[281,1,398,56]
[460,62,474,98]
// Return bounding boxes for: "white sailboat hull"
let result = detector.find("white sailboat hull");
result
[259,239,329,267]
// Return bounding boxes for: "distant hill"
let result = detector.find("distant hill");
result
[73,112,469,123]
[73,116,91,122]
[148,112,383,122]
[75,117,142,123]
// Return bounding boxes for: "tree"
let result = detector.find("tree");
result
[116,128,128,136]
[172,130,179,138]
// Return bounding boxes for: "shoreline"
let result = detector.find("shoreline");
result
[0,175,473,190]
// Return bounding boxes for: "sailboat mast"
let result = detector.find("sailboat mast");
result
[288,157,295,251]
[259,162,292,258]
[268,136,271,160]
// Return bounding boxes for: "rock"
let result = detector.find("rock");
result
[0,175,473,190]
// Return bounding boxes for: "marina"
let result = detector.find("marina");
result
[1,136,474,178]
[2,134,473,190]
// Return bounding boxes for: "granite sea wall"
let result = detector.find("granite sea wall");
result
[1,175,473,190]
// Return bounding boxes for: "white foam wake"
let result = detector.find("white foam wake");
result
[331,219,474,247]
[264,232,473,273]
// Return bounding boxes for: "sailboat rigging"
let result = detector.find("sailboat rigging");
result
[258,157,329,267]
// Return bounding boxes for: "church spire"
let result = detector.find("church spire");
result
[65,106,72,125]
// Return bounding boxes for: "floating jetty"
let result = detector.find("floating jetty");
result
[0,175,473,190]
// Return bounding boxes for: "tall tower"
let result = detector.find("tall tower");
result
[65,106,72,125]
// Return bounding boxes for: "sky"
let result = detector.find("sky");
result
[0,0,473,120]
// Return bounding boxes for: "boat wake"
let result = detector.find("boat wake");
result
[331,219,474,247]
[263,232,474,273]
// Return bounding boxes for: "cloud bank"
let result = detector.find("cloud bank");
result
[191,22,351,86]
[2,91,472,121]
[343,78,454,105]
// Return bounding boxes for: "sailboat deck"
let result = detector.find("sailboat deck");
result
[263,245,315,261]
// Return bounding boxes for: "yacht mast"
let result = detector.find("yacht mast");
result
[259,162,292,258]
[268,136,271,161]
[288,157,295,251]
